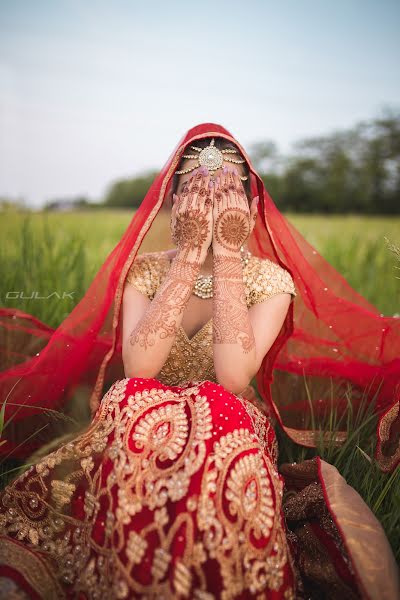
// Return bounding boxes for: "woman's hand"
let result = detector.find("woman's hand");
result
[170,166,214,260]
[212,167,251,253]
[212,167,258,254]
[210,166,261,392]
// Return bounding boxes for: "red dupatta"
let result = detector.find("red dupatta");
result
[0,122,399,471]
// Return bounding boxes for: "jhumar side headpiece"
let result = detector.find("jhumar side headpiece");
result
[175,137,248,180]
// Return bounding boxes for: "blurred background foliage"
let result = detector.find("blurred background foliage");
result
[2,110,399,214]
[254,109,400,214]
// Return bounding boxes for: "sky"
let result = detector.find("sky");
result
[0,0,399,207]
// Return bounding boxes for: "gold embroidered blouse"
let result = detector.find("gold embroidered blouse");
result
[125,251,296,387]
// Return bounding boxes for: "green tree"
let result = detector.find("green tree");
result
[104,170,159,209]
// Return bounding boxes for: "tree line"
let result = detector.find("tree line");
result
[41,109,400,214]
[253,109,399,214]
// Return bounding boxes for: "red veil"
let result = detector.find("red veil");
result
[1,122,399,471]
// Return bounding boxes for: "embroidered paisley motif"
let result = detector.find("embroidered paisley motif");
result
[198,428,288,597]
[0,378,295,598]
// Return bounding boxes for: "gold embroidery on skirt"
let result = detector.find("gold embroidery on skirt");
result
[0,379,293,598]
[0,537,65,598]
[237,395,278,464]
[197,427,289,598]
[0,380,213,596]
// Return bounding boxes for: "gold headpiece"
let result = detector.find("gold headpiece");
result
[175,138,248,181]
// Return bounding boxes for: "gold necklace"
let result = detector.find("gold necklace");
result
[193,247,250,299]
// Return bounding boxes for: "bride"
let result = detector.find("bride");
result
[0,125,398,599]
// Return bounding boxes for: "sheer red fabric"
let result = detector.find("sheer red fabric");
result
[0,123,399,470]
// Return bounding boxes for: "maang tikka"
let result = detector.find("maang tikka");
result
[175,138,248,181]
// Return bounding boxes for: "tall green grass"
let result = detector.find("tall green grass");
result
[0,210,399,560]
[1,211,399,321]
[271,380,400,561]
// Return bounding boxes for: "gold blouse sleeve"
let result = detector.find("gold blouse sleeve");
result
[245,256,297,307]
[125,252,169,300]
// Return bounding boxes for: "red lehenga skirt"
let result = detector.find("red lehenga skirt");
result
[0,378,398,599]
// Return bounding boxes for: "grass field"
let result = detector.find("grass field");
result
[0,209,399,559]
[1,210,399,324]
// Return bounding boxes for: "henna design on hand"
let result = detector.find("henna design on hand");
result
[205,194,213,207]
[171,169,213,256]
[215,190,223,202]
[129,256,200,350]
[236,184,246,198]
[174,208,210,252]
[214,207,251,251]
[212,254,256,353]
[181,182,189,197]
